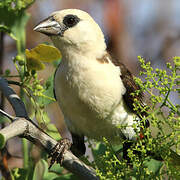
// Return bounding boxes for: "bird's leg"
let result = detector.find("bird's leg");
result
[49,138,72,169]
[70,132,86,157]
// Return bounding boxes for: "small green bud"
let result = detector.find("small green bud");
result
[155,68,159,72]
[15,55,22,61]
[166,63,172,69]
[36,84,43,90]
[174,58,180,67]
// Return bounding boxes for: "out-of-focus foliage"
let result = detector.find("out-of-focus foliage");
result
[0,8,29,55]
[0,0,34,11]
[11,160,77,180]
[0,0,34,56]
[92,58,180,179]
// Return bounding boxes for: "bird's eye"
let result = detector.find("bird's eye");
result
[63,14,80,28]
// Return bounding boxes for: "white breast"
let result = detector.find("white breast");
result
[54,55,138,143]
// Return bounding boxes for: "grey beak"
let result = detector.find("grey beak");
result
[33,17,62,36]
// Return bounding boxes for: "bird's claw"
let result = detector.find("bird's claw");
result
[49,138,72,169]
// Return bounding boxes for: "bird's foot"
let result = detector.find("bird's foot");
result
[48,138,72,169]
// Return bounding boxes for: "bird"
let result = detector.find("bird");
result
[33,9,149,162]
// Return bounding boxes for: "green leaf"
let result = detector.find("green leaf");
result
[38,75,56,106]
[145,159,163,175]
[53,59,62,68]
[35,110,51,125]
[0,7,30,55]
[112,144,123,152]
[33,159,49,180]
[92,142,107,160]
[46,123,61,140]
[49,163,64,174]
[0,115,10,124]
[43,163,64,180]
[43,172,59,180]
[0,133,6,149]
[33,159,67,180]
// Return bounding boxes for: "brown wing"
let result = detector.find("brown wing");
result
[115,61,150,128]
[118,62,145,114]
[104,53,146,117]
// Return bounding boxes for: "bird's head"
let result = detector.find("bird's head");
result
[34,9,106,57]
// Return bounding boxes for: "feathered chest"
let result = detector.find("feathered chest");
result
[56,58,124,106]
[54,58,126,128]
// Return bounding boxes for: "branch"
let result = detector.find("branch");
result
[0,77,98,180]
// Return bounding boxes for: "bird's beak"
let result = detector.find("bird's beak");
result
[33,17,62,36]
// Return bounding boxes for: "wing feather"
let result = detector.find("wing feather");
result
[106,53,147,117]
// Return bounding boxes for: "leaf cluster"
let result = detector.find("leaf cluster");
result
[0,0,34,11]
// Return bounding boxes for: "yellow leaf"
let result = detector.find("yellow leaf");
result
[26,44,61,63]
[26,49,45,71]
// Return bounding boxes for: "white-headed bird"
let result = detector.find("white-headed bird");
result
[34,9,149,161]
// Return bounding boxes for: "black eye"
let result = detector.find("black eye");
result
[63,14,80,28]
